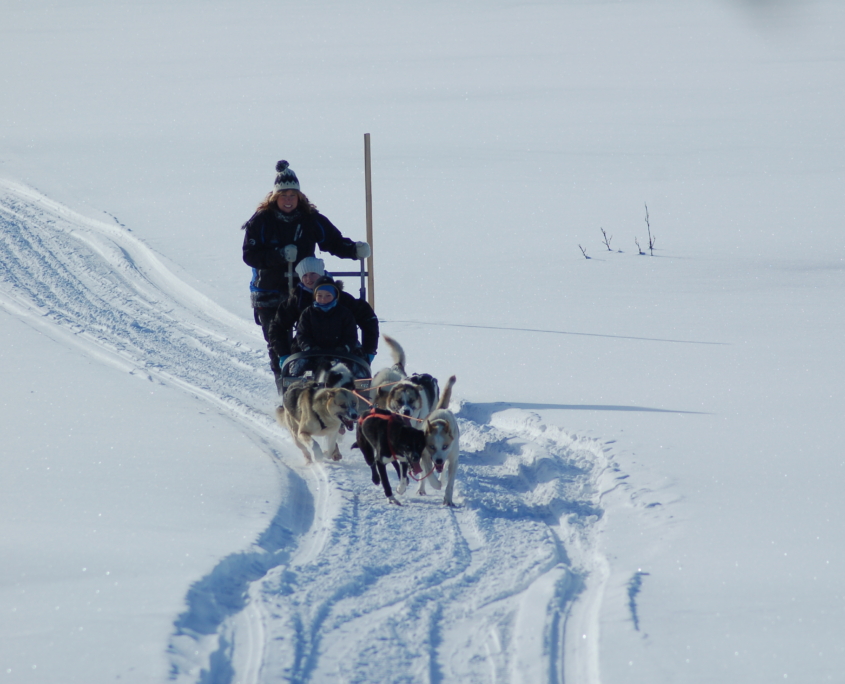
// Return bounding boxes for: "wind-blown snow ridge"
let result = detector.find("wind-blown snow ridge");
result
[0,182,613,684]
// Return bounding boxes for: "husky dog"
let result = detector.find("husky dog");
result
[356,408,428,505]
[280,355,356,396]
[315,359,356,390]
[387,372,439,422]
[314,360,357,459]
[372,336,439,418]
[275,380,359,464]
[370,335,442,495]
[370,334,408,408]
[423,375,460,506]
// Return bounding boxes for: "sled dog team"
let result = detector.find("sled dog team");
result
[275,335,461,506]
[242,159,459,505]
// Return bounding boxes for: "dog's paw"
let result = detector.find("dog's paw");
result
[396,478,408,494]
[338,425,347,435]
[330,445,343,461]
[387,496,402,506]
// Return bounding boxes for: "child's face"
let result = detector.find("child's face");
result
[314,288,335,305]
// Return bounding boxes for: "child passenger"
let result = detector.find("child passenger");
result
[268,257,378,370]
[289,276,365,377]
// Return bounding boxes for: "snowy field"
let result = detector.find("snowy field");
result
[1,1,844,682]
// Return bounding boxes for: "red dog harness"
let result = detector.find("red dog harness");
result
[358,409,431,479]
[358,409,404,460]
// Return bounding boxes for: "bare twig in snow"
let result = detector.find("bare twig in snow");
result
[645,203,656,256]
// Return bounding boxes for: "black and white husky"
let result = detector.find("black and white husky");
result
[371,335,439,419]
[315,359,356,391]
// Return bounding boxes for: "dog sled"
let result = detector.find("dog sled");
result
[278,349,372,396]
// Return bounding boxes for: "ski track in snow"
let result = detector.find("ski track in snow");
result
[0,181,623,684]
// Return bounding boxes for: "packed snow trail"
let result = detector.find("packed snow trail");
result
[0,181,615,684]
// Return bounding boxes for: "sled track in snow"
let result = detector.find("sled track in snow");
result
[0,181,615,684]
[0,181,270,425]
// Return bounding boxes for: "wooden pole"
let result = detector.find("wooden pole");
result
[364,133,375,309]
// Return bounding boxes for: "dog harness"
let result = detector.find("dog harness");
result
[358,409,404,459]
[358,409,437,481]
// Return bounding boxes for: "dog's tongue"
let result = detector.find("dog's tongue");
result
[435,461,445,473]
[411,462,422,475]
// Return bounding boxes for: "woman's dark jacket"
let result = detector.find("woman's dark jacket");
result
[268,282,379,357]
[294,303,359,354]
[242,208,358,309]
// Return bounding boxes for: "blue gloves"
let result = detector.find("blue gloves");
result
[367,353,375,364]
[278,355,290,367]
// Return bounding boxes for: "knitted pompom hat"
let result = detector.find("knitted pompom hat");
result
[274,160,300,191]
[295,257,325,278]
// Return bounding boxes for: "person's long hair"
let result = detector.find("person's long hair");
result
[256,190,317,215]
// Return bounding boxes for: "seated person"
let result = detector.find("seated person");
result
[288,276,366,377]
[268,257,378,370]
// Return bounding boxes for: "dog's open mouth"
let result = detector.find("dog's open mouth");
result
[434,459,445,473]
[341,416,356,430]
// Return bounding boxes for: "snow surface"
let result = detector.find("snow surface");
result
[1,1,845,682]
